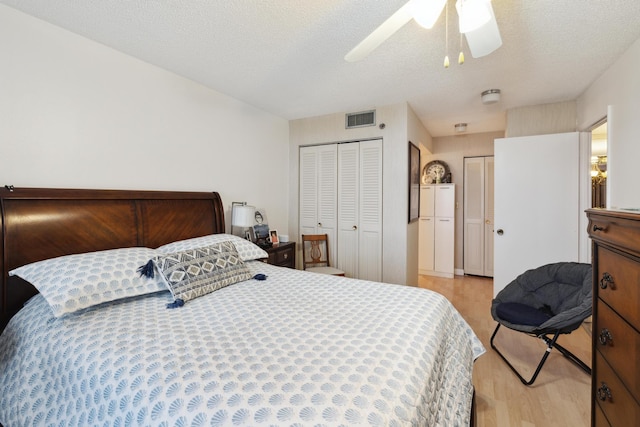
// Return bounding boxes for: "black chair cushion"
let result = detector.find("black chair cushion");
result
[495,302,554,326]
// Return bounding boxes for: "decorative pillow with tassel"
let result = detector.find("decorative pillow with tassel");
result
[139,241,252,307]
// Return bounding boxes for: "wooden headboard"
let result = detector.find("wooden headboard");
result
[0,187,226,328]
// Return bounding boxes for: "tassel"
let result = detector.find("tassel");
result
[253,274,267,281]
[166,299,184,309]
[137,260,155,278]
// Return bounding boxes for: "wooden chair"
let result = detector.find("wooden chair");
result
[301,234,345,276]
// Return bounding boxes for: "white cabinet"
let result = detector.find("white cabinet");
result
[300,139,382,281]
[419,184,455,278]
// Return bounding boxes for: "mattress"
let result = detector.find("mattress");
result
[0,261,485,426]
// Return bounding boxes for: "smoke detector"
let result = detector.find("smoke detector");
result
[481,89,501,104]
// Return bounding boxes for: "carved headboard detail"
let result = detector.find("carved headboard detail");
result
[0,187,226,327]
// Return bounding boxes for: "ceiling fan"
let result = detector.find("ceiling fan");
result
[345,0,502,62]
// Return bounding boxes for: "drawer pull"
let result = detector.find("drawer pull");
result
[597,382,612,402]
[599,272,614,290]
[592,224,605,232]
[283,253,288,259]
[598,328,613,346]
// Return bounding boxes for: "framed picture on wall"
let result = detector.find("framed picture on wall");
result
[408,141,420,223]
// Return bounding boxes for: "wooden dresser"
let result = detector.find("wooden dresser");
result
[587,209,640,426]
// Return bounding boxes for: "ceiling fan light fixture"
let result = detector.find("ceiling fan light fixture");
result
[411,0,447,29]
[456,0,491,33]
[462,1,502,57]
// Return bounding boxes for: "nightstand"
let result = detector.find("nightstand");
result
[264,241,296,269]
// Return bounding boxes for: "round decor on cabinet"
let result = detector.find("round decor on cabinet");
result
[423,160,451,183]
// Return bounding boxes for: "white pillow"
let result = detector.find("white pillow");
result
[10,247,167,317]
[157,233,268,261]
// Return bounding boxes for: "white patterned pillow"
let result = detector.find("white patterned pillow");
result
[149,241,252,304]
[157,233,268,261]
[9,247,167,317]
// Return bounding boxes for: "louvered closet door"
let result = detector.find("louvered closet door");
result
[337,140,382,281]
[299,145,338,265]
[299,146,319,236]
[337,143,359,278]
[357,139,382,281]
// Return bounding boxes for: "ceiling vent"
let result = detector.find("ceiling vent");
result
[346,110,376,129]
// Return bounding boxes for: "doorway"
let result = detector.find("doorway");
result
[590,121,607,208]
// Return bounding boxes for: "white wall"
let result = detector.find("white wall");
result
[289,103,425,286]
[0,5,290,232]
[407,105,433,285]
[578,36,640,210]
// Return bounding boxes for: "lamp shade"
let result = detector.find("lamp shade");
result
[232,204,255,228]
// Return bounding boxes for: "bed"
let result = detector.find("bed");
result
[0,187,485,426]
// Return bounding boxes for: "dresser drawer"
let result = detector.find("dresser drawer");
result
[273,246,294,265]
[594,351,640,427]
[596,246,640,331]
[596,299,640,403]
[589,210,640,257]
[264,242,296,269]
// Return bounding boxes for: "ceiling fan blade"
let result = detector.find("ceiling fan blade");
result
[344,1,415,62]
[463,4,502,58]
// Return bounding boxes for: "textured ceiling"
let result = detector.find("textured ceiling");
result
[3,0,640,136]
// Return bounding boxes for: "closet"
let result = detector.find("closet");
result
[299,139,382,281]
[419,184,455,278]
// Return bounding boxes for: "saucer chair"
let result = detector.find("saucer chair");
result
[490,262,592,385]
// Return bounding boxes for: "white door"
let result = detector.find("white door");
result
[418,217,435,271]
[463,157,494,277]
[434,217,455,274]
[494,132,580,296]
[299,144,338,265]
[484,157,495,277]
[420,186,435,217]
[337,139,383,281]
[337,143,359,277]
[357,139,383,281]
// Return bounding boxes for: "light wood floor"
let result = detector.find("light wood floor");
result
[418,274,591,427]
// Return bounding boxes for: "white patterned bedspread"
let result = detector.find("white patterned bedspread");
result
[0,262,485,427]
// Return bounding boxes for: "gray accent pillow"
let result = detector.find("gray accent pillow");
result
[152,241,252,303]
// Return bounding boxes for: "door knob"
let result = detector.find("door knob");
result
[497,229,504,236]
[352,225,358,230]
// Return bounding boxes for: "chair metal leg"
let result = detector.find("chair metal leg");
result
[490,323,590,386]
[547,339,592,375]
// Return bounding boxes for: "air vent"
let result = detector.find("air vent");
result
[346,110,376,129]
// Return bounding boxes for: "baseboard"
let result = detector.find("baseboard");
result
[419,269,454,279]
